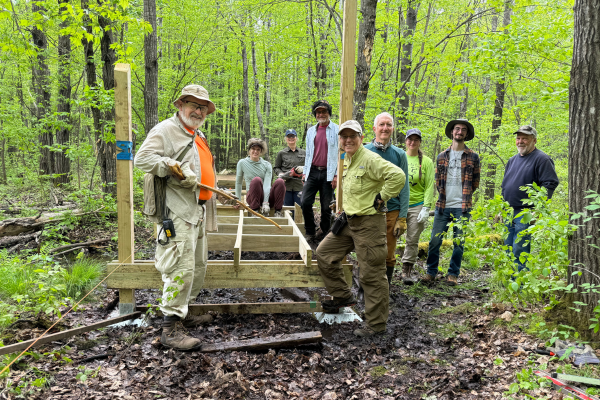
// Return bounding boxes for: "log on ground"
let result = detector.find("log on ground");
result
[200,331,322,353]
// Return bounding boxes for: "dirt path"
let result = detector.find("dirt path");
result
[0,258,556,400]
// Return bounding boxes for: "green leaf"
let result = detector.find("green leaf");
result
[511,282,519,292]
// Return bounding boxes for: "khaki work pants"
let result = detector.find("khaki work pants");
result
[316,214,389,331]
[385,210,400,267]
[401,204,427,265]
[155,205,207,318]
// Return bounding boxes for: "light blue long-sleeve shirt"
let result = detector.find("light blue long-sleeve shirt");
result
[303,122,339,181]
[235,157,273,200]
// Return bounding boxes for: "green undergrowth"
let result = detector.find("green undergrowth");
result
[0,252,105,327]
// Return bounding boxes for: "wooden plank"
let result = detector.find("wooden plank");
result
[337,0,357,213]
[281,287,311,302]
[286,211,312,267]
[294,203,303,223]
[200,331,322,353]
[209,233,298,252]
[216,224,295,235]
[107,261,353,289]
[207,233,236,251]
[114,63,136,315]
[138,302,323,315]
[218,216,290,225]
[0,312,142,356]
[234,210,243,267]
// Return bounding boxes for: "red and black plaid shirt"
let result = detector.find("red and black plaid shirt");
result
[435,146,480,212]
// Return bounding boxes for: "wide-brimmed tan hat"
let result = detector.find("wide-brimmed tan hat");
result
[173,84,216,115]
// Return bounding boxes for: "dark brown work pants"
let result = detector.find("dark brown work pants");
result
[315,214,389,331]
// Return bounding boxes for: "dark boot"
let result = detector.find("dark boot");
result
[402,263,415,286]
[161,317,202,351]
[321,295,357,313]
[182,313,214,328]
[386,266,395,288]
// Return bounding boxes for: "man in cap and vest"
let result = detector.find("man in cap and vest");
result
[135,84,218,351]
[316,120,405,337]
[421,119,480,286]
[274,129,306,208]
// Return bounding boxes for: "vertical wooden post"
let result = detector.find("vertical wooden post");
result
[114,63,135,315]
[337,0,357,213]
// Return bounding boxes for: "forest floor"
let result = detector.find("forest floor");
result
[2,245,568,400]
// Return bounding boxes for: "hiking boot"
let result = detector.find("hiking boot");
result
[273,210,284,218]
[161,320,202,351]
[419,274,436,285]
[353,325,385,338]
[305,234,315,243]
[445,275,458,286]
[402,263,415,286]
[182,313,214,328]
[321,295,357,313]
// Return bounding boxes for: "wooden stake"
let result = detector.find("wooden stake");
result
[114,63,135,315]
[336,0,357,213]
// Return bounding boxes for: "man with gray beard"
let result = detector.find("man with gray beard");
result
[135,85,218,351]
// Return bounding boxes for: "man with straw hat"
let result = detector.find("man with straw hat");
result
[135,84,218,350]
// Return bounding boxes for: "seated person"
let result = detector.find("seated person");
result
[235,138,286,217]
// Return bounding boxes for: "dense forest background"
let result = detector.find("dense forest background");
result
[0,0,572,202]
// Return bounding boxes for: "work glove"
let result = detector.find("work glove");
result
[261,202,270,216]
[373,193,388,213]
[417,207,430,224]
[289,168,302,178]
[294,166,304,174]
[179,163,197,189]
[393,217,407,239]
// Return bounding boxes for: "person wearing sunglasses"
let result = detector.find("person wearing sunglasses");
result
[400,128,435,284]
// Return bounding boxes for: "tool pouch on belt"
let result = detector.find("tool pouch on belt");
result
[331,212,348,235]
[142,138,194,244]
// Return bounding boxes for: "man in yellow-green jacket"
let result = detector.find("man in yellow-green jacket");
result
[316,120,405,337]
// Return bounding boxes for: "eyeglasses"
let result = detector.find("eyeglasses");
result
[184,100,209,113]
[340,134,360,141]
[453,127,468,133]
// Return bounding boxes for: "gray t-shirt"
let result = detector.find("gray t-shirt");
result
[445,150,464,208]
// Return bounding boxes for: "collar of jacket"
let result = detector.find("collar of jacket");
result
[371,138,392,152]
[283,146,299,152]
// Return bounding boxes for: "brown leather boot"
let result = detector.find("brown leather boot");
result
[161,320,202,351]
[402,263,414,286]
[182,313,214,328]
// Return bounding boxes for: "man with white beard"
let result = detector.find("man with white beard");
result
[135,85,218,351]
[501,125,559,273]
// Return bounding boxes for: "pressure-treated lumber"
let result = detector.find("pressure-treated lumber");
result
[217,224,295,235]
[217,216,289,225]
[199,331,322,353]
[107,261,353,289]
[208,233,299,252]
[138,302,324,315]
[114,63,135,315]
[234,210,243,267]
[286,211,312,267]
[0,312,142,356]
[336,0,357,213]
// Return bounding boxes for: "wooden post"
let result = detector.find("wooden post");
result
[336,0,357,213]
[114,63,135,315]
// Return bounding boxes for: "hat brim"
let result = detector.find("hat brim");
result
[174,94,216,115]
[445,120,475,141]
[339,127,362,136]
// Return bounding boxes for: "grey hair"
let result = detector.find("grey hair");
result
[373,112,394,127]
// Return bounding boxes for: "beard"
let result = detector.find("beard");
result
[317,116,330,125]
[180,112,205,129]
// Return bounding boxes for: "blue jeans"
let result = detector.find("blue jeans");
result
[284,190,302,207]
[505,212,531,272]
[426,208,471,277]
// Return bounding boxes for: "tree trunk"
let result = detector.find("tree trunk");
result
[485,4,512,199]
[566,0,600,338]
[31,3,54,177]
[396,0,418,143]
[98,5,117,196]
[353,0,378,127]
[251,41,267,160]
[264,50,272,144]
[144,0,159,134]
[55,0,72,185]
[241,41,251,144]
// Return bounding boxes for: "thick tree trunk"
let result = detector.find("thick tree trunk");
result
[144,0,159,134]
[485,5,512,199]
[31,3,54,177]
[241,42,251,144]
[396,1,418,143]
[353,0,378,127]
[98,6,117,196]
[55,0,72,185]
[251,41,267,160]
[566,0,600,338]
